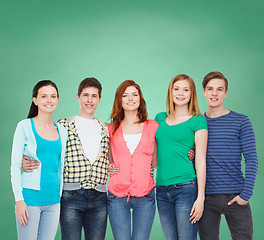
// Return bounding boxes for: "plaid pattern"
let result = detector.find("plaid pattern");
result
[57,116,109,189]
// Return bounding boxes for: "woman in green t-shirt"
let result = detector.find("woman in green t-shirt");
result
[154,74,208,240]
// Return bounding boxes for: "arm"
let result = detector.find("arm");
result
[10,122,30,225]
[189,129,208,223]
[108,145,119,176]
[228,117,258,205]
[22,155,39,172]
[151,141,157,169]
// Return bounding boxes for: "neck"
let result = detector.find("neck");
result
[171,105,189,118]
[206,106,229,118]
[34,112,53,125]
[78,111,95,119]
[123,110,139,124]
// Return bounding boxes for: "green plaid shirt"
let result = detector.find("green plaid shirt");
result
[57,116,109,189]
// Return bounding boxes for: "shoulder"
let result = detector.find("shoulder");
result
[154,112,167,122]
[57,123,67,136]
[145,119,159,129]
[193,114,207,122]
[57,116,74,128]
[16,118,31,129]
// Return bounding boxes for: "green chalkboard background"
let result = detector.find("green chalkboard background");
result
[1,0,263,239]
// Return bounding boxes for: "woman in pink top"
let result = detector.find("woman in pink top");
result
[107,80,158,240]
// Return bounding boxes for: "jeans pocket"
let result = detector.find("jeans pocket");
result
[144,188,155,200]
[107,191,117,200]
[174,180,196,189]
[97,192,107,202]
[61,190,76,202]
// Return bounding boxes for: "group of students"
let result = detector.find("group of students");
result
[11,71,258,240]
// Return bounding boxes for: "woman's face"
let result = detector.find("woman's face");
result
[172,80,191,107]
[33,85,59,114]
[122,86,140,112]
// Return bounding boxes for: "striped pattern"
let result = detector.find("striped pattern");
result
[204,111,258,201]
[57,116,109,189]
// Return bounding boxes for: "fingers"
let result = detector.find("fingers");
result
[228,197,236,205]
[23,155,31,161]
[108,163,119,176]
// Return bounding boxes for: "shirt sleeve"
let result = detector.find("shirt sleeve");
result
[193,115,208,132]
[10,121,26,201]
[239,116,258,201]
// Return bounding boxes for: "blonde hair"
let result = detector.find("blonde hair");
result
[166,74,201,116]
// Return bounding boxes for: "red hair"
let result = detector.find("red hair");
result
[111,80,148,134]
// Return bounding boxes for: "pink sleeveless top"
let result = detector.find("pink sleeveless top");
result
[108,120,158,199]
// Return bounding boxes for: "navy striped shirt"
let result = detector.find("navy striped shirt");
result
[204,111,258,201]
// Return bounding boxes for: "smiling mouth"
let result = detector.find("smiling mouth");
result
[176,97,185,101]
[210,98,218,101]
[85,104,93,108]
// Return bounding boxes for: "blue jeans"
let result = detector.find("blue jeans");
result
[156,179,198,240]
[16,203,60,240]
[108,188,156,240]
[60,189,107,240]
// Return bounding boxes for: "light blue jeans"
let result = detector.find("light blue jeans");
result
[16,203,60,240]
[156,179,198,240]
[108,188,156,240]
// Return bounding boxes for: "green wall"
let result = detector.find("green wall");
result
[1,0,263,239]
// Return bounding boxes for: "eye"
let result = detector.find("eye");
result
[133,93,138,97]
[184,89,190,92]
[218,89,223,92]
[122,94,127,98]
[52,95,57,98]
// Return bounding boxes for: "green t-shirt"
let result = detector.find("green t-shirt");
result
[155,112,208,186]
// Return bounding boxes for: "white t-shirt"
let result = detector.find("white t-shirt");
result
[123,133,142,155]
[75,115,102,165]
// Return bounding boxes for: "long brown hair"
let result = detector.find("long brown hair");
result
[166,74,201,116]
[111,80,148,134]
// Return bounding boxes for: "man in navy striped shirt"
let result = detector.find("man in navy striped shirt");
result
[198,72,258,240]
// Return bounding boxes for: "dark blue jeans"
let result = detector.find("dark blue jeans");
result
[108,188,156,240]
[60,189,107,240]
[156,179,198,240]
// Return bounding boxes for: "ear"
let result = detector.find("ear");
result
[32,97,37,106]
[77,94,80,102]
[224,90,228,98]
[203,88,206,96]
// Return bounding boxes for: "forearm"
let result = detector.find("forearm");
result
[195,159,206,199]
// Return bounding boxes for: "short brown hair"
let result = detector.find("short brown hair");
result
[78,77,102,97]
[111,80,148,134]
[167,74,201,116]
[202,72,228,91]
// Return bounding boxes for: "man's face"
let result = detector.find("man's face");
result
[203,78,227,108]
[77,87,101,118]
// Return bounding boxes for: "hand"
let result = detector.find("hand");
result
[15,200,30,226]
[189,196,204,224]
[228,195,248,206]
[150,165,155,177]
[108,163,119,177]
[22,155,39,172]
[188,149,195,161]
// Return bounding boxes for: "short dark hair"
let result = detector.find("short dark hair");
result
[78,77,102,97]
[202,72,228,91]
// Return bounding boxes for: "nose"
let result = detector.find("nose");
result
[212,90,217,95]
[128,94,133,101]
[47,97,52,102]
[87,95,92,102]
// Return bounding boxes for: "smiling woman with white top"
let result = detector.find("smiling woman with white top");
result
[107,80,158,240]
[10,80,67,240]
